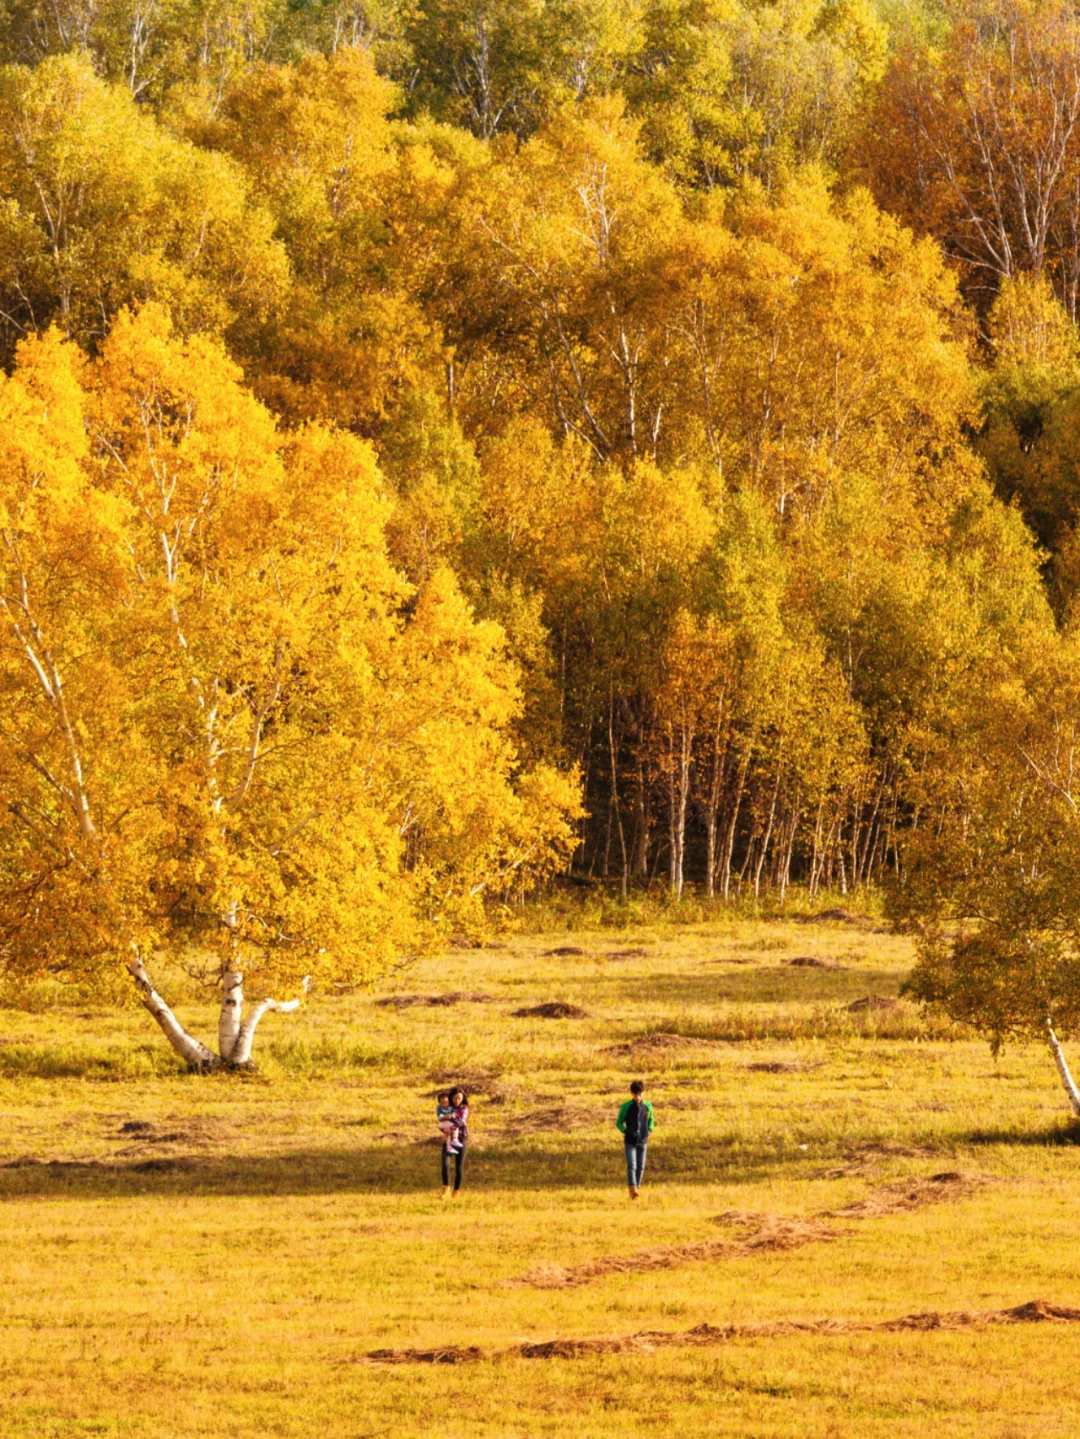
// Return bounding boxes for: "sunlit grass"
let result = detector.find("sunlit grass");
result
[1,912,1079,1436]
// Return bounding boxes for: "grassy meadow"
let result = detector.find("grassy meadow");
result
[2,911,1080,1437]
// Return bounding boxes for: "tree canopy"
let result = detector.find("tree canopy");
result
[0,308,578,1043]
[6,0,1080,1081]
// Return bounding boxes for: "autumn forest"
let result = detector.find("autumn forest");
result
[5,0,1080,1051]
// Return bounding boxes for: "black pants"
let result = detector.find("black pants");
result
[441,1143,466,1191]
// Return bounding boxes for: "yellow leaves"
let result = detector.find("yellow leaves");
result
[475,425,712,650]
[440,98,972,524]
[488,760,586,893]
[0,328,86,512]
[597,459,714,581]
[814,0,887,84]
[677,179,975,515]
[0,327,128,600]
[627,0,882,190]
[92,306,282,592]
[990,274,1078,369]
[281,425,391,564]
[0,54,288,363]
[198,51,443,434]
[208,49,397,243]
[0,306,582,989]
[400,565,520,736]
[539,95,684,250]
[477,418,590,569]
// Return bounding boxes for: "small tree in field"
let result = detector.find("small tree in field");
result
[902,636,1080,1114]
[0,308,580,1067]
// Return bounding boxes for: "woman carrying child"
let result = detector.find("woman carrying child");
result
[437,1087,469,1198]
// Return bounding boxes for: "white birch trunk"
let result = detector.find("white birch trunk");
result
[1047,1021,1080,1117]
[219,970,244,1062]
[129,958,305,1070]
[229,992,302,1066]
[128,957,220,1070]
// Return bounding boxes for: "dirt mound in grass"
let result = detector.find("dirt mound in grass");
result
[376,992,495,1008]
[3,1156,113,1171]
[425,1069,502,1095]
[501,1105,596,1136]
[879,1298,1080,1331]
[513,1001,589,1019]
[422,1078,517,1103]
[518,1300,1080,1354]
[607,1032,715,1056]
[846,995,899,1013]
[2,1155,196,1174]
[118,1122,206,1140]
[638,1032,713,1050]
[744,1058,820,1073]
[113,1118,226,1153]
[606,948,652,960]
[129,1157,196,1172]
[362,1299,1080,1365]
[788,956,847,970]
[826,1170,986,1219]
[824,1139,941,1176]
[520,1172,988,1290]
[794,909,876,927]
[366,1344,487,1364]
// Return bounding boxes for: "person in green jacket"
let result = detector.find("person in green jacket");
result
[616,1080,654,1199]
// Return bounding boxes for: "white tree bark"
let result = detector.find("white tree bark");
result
[129,958,306,1070]
[1047,1020,1080,1117]
[218,970,244,1062]
[128,957,220,1070]
[228,991,302,1066]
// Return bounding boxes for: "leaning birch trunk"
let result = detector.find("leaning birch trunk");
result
[128,956,220,1070]
[128,958,306,1071]
[1047,1020,1080,1117]
[721,745,753,900]
[227,981,302,1066]
[667,737,679,893]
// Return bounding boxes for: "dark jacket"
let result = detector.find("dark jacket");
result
[616,1098,655,1145]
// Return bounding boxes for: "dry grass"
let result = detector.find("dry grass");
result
[2,912,1080,1436]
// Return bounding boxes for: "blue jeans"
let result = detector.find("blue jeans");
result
[625,1141,647,1188]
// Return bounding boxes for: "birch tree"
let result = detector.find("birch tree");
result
[0,53,288,366]
[866,0,1080,315]
[899,608,1080,1114]
[0,307,580,1067]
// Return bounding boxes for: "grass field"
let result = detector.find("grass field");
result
[3,911,1080,1437]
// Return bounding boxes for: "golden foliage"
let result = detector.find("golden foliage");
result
[0,309,580,994]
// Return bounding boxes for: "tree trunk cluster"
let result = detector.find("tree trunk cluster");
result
[128,958,303,1070]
